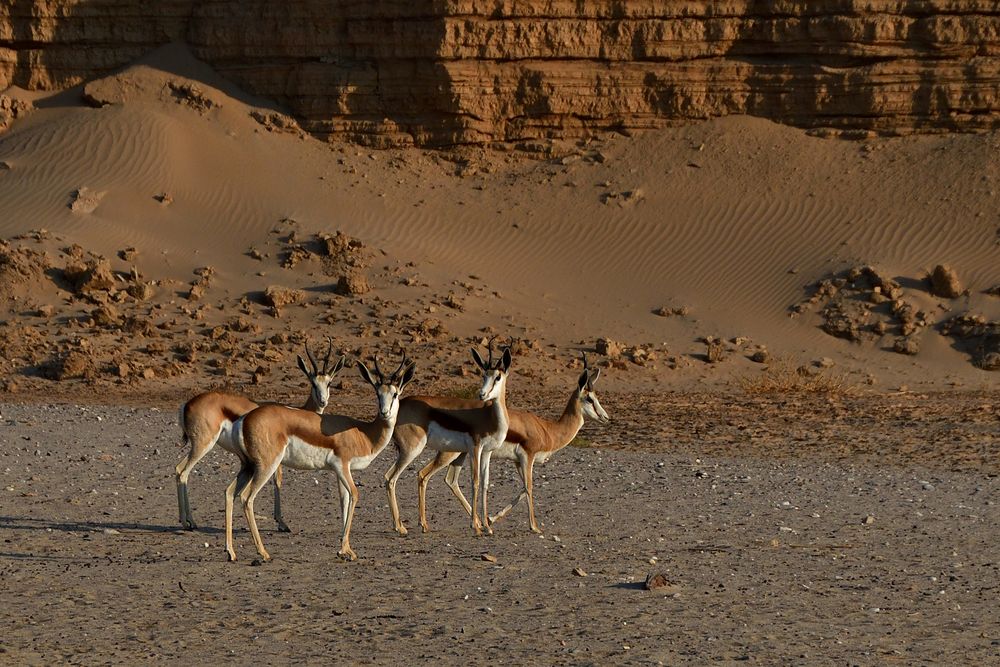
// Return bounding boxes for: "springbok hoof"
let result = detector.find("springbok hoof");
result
[338,549,358,561]
[276,523,292,534]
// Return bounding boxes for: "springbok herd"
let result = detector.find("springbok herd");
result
[175,339,610,562]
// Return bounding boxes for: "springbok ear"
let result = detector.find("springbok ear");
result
[398,362,416,390]
[296,355,311,377]
[333,355,348,376]
[471,347,487,370]
[501,347,512,372]
[589,367,601,386]
[357,360,378,386]
[577,368,590,391]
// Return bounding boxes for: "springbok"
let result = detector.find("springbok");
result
[416,354,609,534]
[384,341,513,536]
[175,338,346,531]
[226,353,415,562]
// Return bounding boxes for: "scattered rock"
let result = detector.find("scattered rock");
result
[186,283,205,301]
[264,285,306,316]
[0,94,31,133]
[153,192,173,206]
[0,242,50,298]
[929,264,963,299]
[250,109,301,134]
[814,357,835,369]
[893,336,920,355]
[572,567,588,577]
[863,515,876,525]
[68,187,105,214]
[334,272,369,296]
[704,337,726,363]
[653,305,690,317]
[63,258,116,293]
[941,315,1000,370]
[126,281,156,301]
[596,338,623,358]
[167,81,218,112]
[91,304,121,328]
[644,573,674,591]
[750,349,771,364]
[45,350,95,381]
[481,553,498,563]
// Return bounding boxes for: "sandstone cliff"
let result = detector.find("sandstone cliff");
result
[1,1,998,146]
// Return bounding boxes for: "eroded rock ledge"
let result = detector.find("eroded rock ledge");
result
[2,1,998,146]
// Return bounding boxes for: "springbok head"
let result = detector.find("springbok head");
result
[296,337,348,413]
[471,336,513,402]
[358,350,416,421]
[577,353,609,424]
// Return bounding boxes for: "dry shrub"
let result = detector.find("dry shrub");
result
[444,385,479,400]
[738,358,855,395]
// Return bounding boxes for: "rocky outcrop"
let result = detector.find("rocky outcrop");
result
[2,1,998,146]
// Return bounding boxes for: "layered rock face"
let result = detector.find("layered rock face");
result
[2,1,998,146]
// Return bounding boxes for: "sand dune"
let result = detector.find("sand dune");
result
[1,45,999,398]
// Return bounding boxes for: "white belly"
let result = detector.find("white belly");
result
[490,441,520,461]
[215,419,241,455]
[426,421,475,452]
[282,435,338,471]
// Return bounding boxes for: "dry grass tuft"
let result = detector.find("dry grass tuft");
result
[738,359,855,395]
[444,385,479,400]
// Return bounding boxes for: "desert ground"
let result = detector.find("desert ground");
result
[1,44,999,664]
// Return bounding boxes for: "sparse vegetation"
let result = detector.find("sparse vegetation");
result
[444,385,479,400]
[737,359,855,395]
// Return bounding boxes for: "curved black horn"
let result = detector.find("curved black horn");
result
[304,340,319,374]
[373,355,386,384]
[582,351,590,370]
[392,349,407,380]
[323,336,334,373]
[487,335,497,368]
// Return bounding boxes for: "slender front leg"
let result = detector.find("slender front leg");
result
[523,455,541,533]
[225,466,252,562]
[273,464,291,533]
[417,451,459,533]
[490,456,529,525]
[480,450,494,535]
[243,459,280,562]
[469,442,483,536]
[337,479,350,533]
[339,463,359,561]
[385,440,423,536]
[445,462,473,517]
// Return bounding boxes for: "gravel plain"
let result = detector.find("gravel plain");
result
[0,399,998,665]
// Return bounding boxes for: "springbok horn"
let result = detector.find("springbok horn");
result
[323,336,334,373]
[392,349,407,380]
[305,340,319,374]
[487,335,497,368]
[373,355,386,384]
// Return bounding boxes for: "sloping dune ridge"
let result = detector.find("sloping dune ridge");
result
[1,44,999,399]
